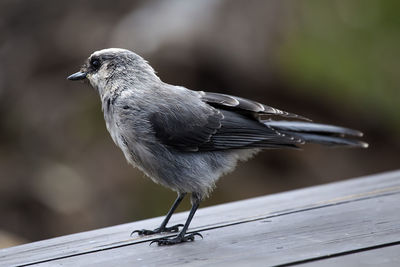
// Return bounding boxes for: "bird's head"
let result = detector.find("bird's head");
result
[67,48,159,95]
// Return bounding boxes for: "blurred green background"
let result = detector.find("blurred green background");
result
[0,0,399,248]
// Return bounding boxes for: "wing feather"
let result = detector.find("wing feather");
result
[200,91,310,121]
[150,105,302,152]
[148,91,366,151]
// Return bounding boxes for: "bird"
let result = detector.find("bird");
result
[68,48,368,245]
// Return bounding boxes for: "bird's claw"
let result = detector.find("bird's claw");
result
[131,229,154,236]
[164,224,184,233]
[130,224,184,236]
[150,232,203,246]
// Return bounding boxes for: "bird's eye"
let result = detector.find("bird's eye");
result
[90,58,101,70]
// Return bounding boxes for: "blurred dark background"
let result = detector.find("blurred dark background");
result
[0,0,399,248]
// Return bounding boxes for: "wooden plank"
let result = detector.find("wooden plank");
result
[296,244,400,267]
[30,192,400,266]
[0,170,399,266]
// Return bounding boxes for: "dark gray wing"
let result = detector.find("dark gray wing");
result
[200,91,310,121]
[149,91,367,151]
[149,104,223,152]
[198,110,302,151]
[149,105,302,152]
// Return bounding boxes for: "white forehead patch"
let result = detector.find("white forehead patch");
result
[90,48,131,57]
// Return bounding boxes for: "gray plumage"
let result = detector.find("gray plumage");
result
[68,48,368,245]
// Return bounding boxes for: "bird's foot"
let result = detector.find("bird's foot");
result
[131,224,184,236]
[150,232,203,246]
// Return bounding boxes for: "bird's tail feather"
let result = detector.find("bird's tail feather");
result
[264,121,368,148]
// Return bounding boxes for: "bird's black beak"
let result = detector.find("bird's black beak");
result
[67,71,87,81]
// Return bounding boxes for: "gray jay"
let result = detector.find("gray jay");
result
[68,48,368,245]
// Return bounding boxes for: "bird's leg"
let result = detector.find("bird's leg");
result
[131,193,186,236]
[151,193,203,245]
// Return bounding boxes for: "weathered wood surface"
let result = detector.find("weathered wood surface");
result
[1,170,400,267]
